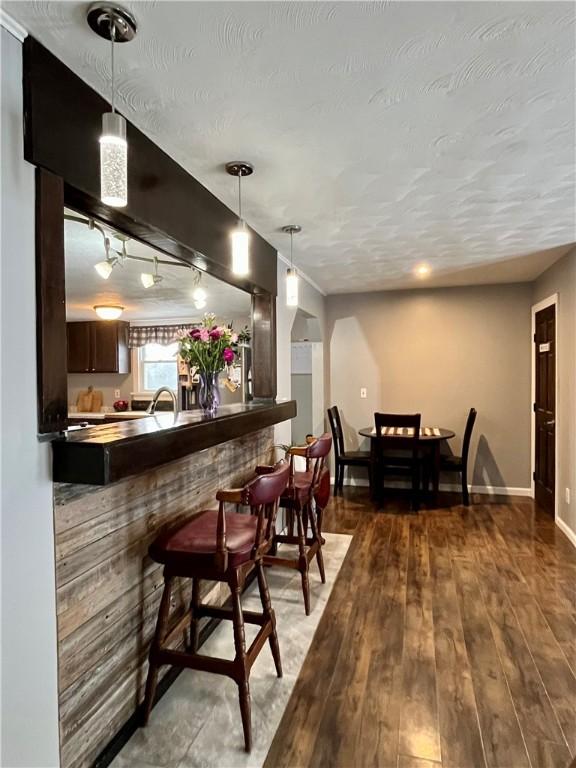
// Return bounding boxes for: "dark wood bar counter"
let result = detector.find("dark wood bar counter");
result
[53,400,296,485]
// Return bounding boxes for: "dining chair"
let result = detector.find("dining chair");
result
[374,412,422,511]
[440,407,477,505]
[142,459,290,753]
[328,405,371,494]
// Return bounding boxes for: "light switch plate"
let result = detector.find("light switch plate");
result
[360,387,367,399]
[114,389,121,399]
[566,488,571,504]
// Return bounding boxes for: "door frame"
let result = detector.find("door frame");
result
[531,293,559,520]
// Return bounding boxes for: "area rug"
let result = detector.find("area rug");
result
[111,532,352,768]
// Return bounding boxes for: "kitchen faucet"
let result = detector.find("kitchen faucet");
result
[146,387,179,416]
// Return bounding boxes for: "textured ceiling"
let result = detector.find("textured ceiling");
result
[7,1,576,293]
[64,212,251,322]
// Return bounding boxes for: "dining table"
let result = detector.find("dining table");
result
[358,425,455,503]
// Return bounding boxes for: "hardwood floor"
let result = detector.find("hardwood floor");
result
[264,489,576,768]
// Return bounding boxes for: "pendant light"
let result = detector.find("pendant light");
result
[87,4,137,208]
[225,162,253,276]
[282,225,301,307]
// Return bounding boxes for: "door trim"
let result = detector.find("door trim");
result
[531,293,559,520]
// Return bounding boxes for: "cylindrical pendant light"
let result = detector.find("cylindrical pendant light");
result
[282,225,301,307]
[87,3,137,208]
[225,162,254,276]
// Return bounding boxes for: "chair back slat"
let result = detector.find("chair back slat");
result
[374,412,421,461]
[327,406,345,459]
[245,460,290,551]
[461,408,477,466]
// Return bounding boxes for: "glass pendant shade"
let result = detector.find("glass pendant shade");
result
[194,299,207,310]
[94,259,114,279]
[100,112,128,207]
[94,305,124,320]
[286,269,299,307]
[193,287,207,302]
[231,223,250,276]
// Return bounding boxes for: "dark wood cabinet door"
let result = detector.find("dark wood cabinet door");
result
[67,321,131,373]
[67,322,92,373]
[91,322,119,373]
[534,304,555,515]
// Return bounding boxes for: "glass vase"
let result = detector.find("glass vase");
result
[197,371,220,416]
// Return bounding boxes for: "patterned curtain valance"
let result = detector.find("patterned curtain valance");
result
[128,324,197,348]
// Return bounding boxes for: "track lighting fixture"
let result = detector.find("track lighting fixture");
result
[141,257,162,288]
[225,162,253,276]
[282,225,301,307]
[94,237,120,279]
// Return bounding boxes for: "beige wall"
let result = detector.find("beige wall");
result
[327,283,533,490]
[532,249,576,538]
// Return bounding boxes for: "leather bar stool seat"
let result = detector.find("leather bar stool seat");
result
[150,510,259,571]
[142,459,290,753]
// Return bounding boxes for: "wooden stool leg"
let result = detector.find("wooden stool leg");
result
[296,504,311,615]
[309,505,326,584]
[256,560,282,678]
[189,578,201,652]
[142,573,173,725]
[230,574,251,753]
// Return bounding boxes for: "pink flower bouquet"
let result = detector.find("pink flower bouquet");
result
[178,313,237,374]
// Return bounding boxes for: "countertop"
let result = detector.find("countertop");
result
[53,400,297,485]
[68,410,151,420]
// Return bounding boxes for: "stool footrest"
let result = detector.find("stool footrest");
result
[198,604,267,626]
[247,624,272,669]
[263,554,299,570]
[276,534,317,546]
[153,648,236,679]
[163,610,192,649]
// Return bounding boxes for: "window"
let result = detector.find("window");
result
[138,342,179,392]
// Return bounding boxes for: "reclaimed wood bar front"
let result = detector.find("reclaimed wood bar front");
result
[53,406,294,768]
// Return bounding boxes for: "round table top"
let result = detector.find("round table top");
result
[359,426,455,442]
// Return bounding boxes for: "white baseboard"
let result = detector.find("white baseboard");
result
[330,476,533,497]
[555,517,576,549]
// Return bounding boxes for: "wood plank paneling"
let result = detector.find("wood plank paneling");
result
[54,428,274,768]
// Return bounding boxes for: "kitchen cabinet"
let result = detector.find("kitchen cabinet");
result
[67,321,131,374]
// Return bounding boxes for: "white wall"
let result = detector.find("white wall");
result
[275,259,326,447]
[1,27,61,767]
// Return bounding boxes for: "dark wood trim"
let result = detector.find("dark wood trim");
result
[23,38,277,295]
[23,37,280,434]
[252,294,277,399]
[35,168,68,433]
[53,401,296,485]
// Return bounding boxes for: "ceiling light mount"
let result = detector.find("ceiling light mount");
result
[87,3,137,42]
[281,225,302,236]
[225,162,254,179]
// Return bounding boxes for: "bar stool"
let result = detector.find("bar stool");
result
[261,433,332,615]
[142,459,290,753]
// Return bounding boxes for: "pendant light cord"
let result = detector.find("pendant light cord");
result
[110,18,116,113]
[290,230,294,269]
[238,174,242,221]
